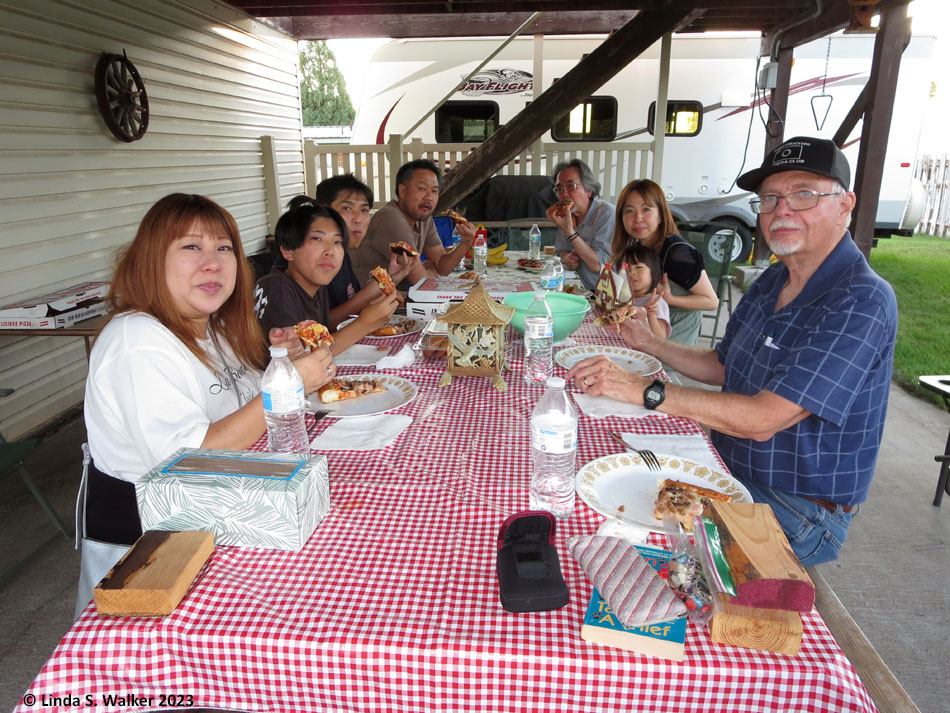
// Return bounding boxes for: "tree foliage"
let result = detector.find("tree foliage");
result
[299,41,355,126]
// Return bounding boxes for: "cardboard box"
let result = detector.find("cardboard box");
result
[135,448,329,552]
[0,300,108,330]
[408,276,532,322]
[0,281,109,320]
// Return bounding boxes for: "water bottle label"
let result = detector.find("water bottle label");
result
[475,246,487,256]
[262,385,304,414]
[540,277,559,290]
[525,320,553,339]
[531,423,577,454]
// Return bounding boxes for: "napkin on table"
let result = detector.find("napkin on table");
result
[377,344,416,370]
[333,344,390,367]
[310,414,413,451]
[572,392,670,420]
[619,433,721,470]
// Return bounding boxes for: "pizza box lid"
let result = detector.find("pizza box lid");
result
[407,276,534,303]
[0,281,109,319]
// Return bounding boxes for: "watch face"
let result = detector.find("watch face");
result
[644,380,665,409]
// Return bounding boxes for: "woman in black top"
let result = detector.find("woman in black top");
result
[610,179,718,345]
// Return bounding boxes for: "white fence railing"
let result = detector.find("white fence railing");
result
[914,153,950,237]
[303,135,654,207]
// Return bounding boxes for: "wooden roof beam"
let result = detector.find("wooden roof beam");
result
[288,11,638,39]
[436,0,696,208]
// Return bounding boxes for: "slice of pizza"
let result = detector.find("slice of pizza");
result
[369,266,403,303]
[440,208,466,224]
[458,270,478,280]
[653,479,733,532]
[293,320,333,349]
[317,377,387,404]
[389,241,419,258]
[553,199,574,218]
[370,318,417,337]
[593,302,638,328]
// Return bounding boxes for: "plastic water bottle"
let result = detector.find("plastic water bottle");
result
[539,256,563,292]
[523,290,554,385]
[261,346,310,457]
[529,376,577,518]
[452,226,464,272]
[528,223,542,260]
[473,230,488,279]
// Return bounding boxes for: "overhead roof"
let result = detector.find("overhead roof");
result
[222,0,907,46]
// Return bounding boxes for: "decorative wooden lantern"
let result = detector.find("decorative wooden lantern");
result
[437,279,515,391]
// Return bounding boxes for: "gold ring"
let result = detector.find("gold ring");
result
[583,377,589,387]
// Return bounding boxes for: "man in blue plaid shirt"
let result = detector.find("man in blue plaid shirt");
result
[569,136,897,566]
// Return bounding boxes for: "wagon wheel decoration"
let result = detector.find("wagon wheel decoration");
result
[94,51,149,142]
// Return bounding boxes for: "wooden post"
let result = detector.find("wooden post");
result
[752,46,793,264]
[850,6,912,258]
[303,140,317,198]
[260,135,282,233]
[388,133,404,197]
[437,0,693,209]
[651,32,672,184]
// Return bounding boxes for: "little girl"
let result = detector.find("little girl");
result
[619,242,671,339]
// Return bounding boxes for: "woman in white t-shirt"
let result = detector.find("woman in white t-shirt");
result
[77,193,336,614]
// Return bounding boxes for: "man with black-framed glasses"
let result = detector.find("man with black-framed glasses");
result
[569,136,898,566]
[546,159,615,290]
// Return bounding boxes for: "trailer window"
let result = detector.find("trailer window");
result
[552,96,617,142]
[648,101,702,137]
[435,101,500,143]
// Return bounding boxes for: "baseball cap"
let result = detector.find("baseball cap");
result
[736,136,851,192]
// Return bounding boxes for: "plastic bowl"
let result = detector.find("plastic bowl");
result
[503,291,591,342]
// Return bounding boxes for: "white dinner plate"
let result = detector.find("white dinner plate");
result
[337,316,423,339]
[562,283,593,298]
[306,373,419,418]
[575,452,752,534]
[555,345,661,375]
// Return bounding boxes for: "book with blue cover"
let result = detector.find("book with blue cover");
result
[580,544,687,661]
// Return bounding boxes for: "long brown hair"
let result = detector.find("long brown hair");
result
[610,179,677,266]
[107,193,267,371]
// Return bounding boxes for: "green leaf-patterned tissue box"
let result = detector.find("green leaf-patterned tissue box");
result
[135,448,329,552]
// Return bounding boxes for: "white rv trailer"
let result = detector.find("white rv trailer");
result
[350,33,935,261]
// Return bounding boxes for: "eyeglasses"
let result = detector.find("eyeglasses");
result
[553,181,581,195]
[750,189,841,214]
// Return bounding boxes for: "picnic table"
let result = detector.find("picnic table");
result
[15,312,913,713]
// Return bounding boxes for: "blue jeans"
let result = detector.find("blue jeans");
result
[738,479,857,567]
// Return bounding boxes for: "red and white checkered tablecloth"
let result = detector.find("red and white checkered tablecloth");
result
[16,318,877,713]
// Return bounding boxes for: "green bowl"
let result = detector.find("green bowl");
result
[503,291,591,342]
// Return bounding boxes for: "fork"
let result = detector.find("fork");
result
[312,409,330,423]
[606,430,661,472]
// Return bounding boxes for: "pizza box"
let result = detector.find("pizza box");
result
[136,448,329,552]
[0,281,109,320]
[0,300,108,330]
[407,276,534,321]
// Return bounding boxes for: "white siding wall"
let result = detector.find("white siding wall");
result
[0,0,305,439]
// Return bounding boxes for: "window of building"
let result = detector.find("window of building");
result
[648,100,703,137]
[551,96,617,142]
[435,101,500,143]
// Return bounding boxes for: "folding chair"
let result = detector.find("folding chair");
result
[0,391,74,585]
[678,221,737,346]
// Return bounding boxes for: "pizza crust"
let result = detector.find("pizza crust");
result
[317,377,387,404]
[653,479,732,532]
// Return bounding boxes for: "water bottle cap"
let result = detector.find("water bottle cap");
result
[269,346,288,358]
[547,376,566,389]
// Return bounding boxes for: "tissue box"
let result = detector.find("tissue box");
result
[135,448,329,552]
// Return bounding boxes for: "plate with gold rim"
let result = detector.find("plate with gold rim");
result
[306,373,418,418]
[575,452,752,534]
[555,345,661,375]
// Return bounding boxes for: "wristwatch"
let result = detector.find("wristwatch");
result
[643,379,666,410]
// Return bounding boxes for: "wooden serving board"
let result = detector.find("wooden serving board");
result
[94,530,214,617]
[710,593,803,655]
[707,501,815,612]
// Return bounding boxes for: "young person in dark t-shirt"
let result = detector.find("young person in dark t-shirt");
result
[254,199,400,353]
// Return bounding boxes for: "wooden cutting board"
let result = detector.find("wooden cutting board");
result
[94,530,214,617]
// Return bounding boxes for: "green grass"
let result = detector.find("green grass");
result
[869,234,950,406]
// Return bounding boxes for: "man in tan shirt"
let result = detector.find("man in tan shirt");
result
[352,159,476,287]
